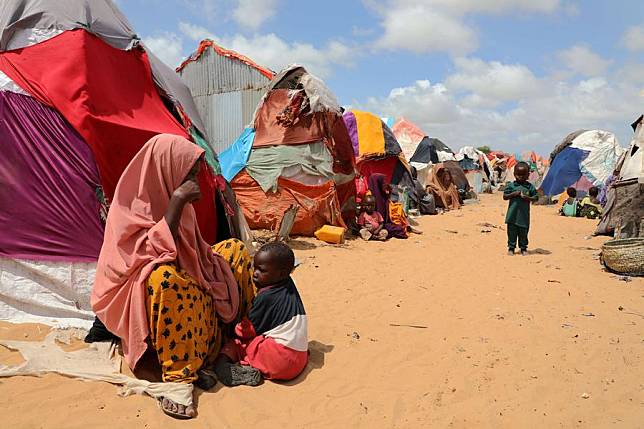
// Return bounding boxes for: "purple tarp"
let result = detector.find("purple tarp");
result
[0,91,104,261]
[341,111,360,157]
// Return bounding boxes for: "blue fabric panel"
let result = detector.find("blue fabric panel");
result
[540,147,588,196]
[219,128,255,182]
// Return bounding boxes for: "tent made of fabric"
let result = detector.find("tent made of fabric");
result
[342,110,413,190]
[540,130,623,196]
[410,137,456,164]
[596,115,644,238]
[224,66,356,236]
[0,0,234,328]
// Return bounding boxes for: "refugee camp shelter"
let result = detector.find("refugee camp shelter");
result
[455,146,494,193]
[596,115,644,238]
[0,0,229,328]
[409,137,456,164]
[540,130,623,196]
[221,65,356,236]
[177,40,274,154]
[343,110,413,189]
[392,117,457,163]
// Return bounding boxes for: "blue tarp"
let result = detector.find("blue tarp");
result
[540,146,589,196]
[219,128,254,182]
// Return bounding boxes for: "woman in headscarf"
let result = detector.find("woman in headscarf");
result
[91,134,255,419]
[367,173,408,239]
[426,163,461,211]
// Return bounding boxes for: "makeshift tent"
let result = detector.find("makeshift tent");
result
[343,110,413,190]
[456,146,494,193]
[177,40,274,154]
[223,65,356,236]
[392,117,457,163]
[596,116,644,238]
[0,0,233,328]
[540,130,623,196]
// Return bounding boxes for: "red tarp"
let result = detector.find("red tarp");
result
[0,30,217,242]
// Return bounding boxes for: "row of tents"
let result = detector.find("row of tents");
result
[0,0,642,330]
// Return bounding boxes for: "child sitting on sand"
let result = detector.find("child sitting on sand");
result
[503,162,538,256]
[559,187,578,217]
[214,242,308,386]
[357,194,389,241]
[579,186,602,219]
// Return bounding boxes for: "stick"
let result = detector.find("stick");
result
[389,323,428,329]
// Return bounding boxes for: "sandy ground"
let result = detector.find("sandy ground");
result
[0,194,642,429]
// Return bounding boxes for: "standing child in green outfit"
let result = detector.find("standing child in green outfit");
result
[503,162,538,256]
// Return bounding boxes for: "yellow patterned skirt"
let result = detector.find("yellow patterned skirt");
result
[145,239,255,383]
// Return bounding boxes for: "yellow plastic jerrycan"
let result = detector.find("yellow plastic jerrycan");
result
[314,225,346,244]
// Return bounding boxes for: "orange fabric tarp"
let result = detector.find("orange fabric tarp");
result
[231,171,345,236]
[253,89,326,148]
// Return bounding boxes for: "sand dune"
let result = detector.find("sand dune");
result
[1,194,642,428]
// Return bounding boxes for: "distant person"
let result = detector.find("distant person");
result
[559,187,578,217]
[357,194,388,241]
[368,173,408,239]
[426,164,461,211]
[215,241,308,384]
[409,166,436,215]
[579,186,602,219]
[503,162,538,256]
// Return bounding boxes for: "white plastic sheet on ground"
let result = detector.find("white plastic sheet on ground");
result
[0,330,193,406]
[0,257,96,329]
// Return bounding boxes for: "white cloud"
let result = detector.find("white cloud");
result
[358,59,643,155]
[232,0,279,30]
[445,57,541,105]
[179,23,354,78]
[622,26,644,52]
[557,45,612,77]
[369,0,563,55]
[142,32,185,68]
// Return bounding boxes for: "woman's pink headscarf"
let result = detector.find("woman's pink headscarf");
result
[91,134,239,369]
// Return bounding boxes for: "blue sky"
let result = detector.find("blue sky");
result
[119,0,644,155]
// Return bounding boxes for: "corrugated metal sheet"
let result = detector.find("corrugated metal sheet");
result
[179,47,270,154]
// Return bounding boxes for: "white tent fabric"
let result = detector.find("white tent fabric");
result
[0,257,96,329]
[569,130,623,185]
[619,121,643,182]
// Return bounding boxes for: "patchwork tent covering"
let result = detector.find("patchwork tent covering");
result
[224,65,356,236]
[540,130,623,196]
[596,116,644,238]
[456,146,494,193]
[0,0,229,328]
[343,110,413,189]
[410,137,456,164]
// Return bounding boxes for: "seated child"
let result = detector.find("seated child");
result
[215,242,308,385]
[357,194,389,241]
[579,186,603,219]
[559,187,578,217]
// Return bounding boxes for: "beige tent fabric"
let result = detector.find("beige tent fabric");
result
[0,330,193,406]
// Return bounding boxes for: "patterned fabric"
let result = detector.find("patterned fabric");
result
[146,239,255,383]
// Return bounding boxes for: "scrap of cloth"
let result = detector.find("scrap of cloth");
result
[0,91,104,261]
[91,135,239,370]
[0,29,218,243]
[0,330,193,407]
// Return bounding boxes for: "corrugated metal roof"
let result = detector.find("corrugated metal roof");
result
[179,46,270,154]
[179,48,270,96]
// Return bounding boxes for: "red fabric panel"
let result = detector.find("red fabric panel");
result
[231,171,345,236]
[358,157,398,184]
[0,30,218,243]
[0,30,187,199]
[253,89,326,147]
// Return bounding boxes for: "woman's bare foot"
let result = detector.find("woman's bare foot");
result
[160,397,196,419]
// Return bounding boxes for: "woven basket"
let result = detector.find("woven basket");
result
[601,238,644,276]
